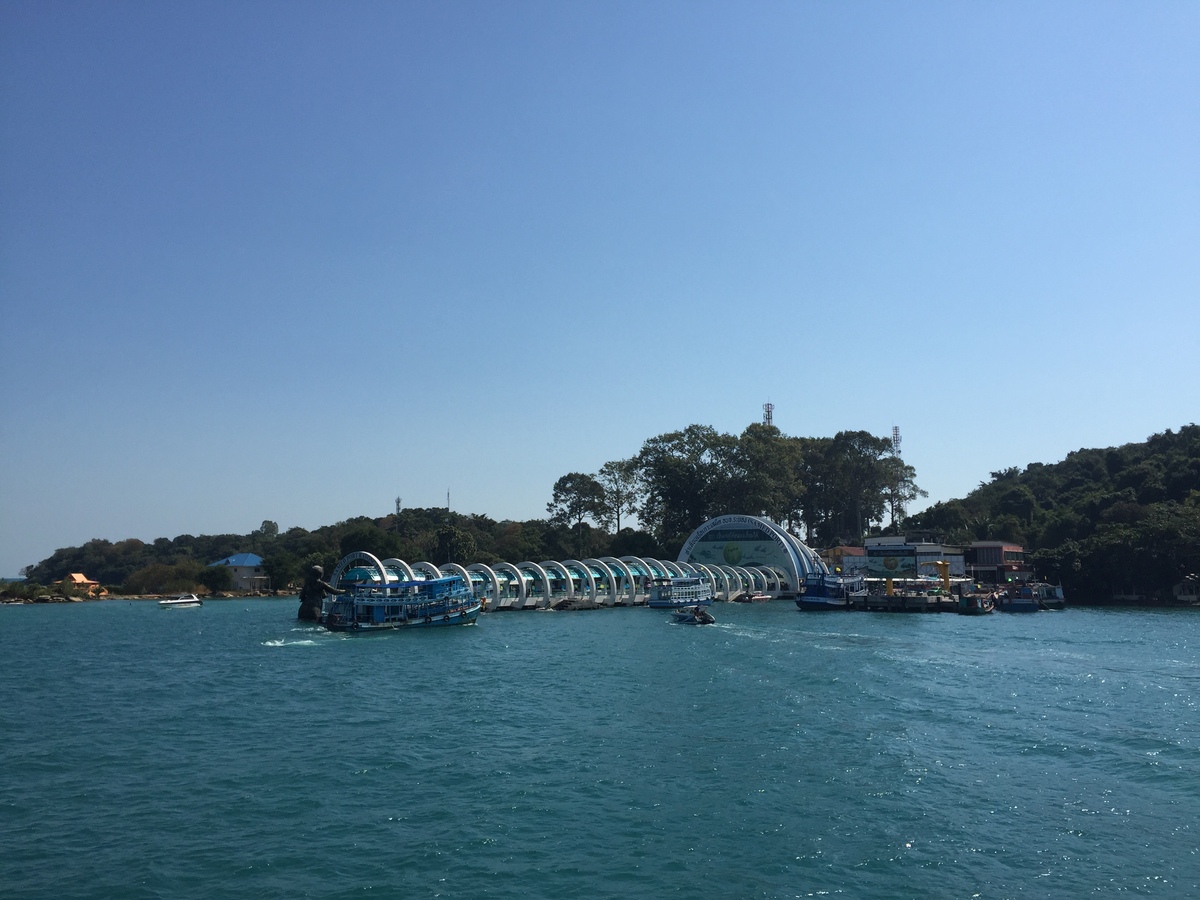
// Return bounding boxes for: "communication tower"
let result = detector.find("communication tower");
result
[395,496,402,516]
[891,426,902,455]
[763,402,774,428]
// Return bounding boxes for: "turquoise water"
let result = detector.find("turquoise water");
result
[2,601,1198,898]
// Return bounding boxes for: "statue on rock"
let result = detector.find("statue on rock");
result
[297,565,343,622]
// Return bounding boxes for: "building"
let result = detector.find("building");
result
[863,535,966,578]
[822,546,867,574]
[208,553,268,591]
[58,573,107,596]
[677,514,826,595]
[964,542,1032,584]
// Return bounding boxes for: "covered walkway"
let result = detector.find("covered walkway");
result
[329,516,824,610]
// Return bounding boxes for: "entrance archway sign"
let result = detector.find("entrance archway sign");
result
[678,515,825,595]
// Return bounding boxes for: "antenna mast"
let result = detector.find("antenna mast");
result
[891,426,902,455]
[763,402,774,428]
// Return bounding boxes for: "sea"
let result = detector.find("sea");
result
[1,600,1197,899]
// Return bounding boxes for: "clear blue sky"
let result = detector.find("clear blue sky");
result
[2,2,1197,577]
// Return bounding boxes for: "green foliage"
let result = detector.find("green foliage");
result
[907,423,1200,599]
[196,564,234,593]
[635,425,739,548]
[262,551,301,589]
[22,423,1198,605]
[547,472,606,558]
[595,459,640,533]
[123,560,207,595]
[435,526,477,565]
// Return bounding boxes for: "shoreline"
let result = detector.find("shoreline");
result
[0,590,299,605]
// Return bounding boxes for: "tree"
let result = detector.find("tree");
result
[728,423,805,522]
[339,524,400,561]
[436,526,477,564]
[881,455,926,526]
[595,459,641,533]
[635,425,737,548]
[197,564,234,593]
[547,473,605,558]
[798,431,892,544]
[262,551,301,590]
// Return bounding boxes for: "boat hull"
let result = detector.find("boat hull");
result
[646,597,714,609]
[325,604,481,631]
[159,595,203,608]
[956,601,994,616]
[671,609,715,625]
[734,592,771,603]
[796,597,850,611]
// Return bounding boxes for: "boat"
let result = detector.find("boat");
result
[795,572,866,611]
[991,582,1065,612]
[956,593,995,615]
[1029,582,1066,610]
[672,606,716,625]
[323,551,481,632]
[645,576,713,609]
[734,591,771,603]
[1172,575,1200,606]
[994,587,1041,613]
[159,593,203,608]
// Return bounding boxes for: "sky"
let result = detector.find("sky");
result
[1,1,1197,577]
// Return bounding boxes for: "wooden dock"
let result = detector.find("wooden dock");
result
[853,594,957,613]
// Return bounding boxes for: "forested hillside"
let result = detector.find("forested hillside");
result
[19,509,651,596]
[18,423,1199,601]
[906,425,1200,599]
[20,422,921,595]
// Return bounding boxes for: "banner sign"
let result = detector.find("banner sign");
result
[866,545,917,577]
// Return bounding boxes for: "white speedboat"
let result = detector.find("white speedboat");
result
[159,593,203,608]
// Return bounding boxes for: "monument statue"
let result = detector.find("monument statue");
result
[297,565,343,622]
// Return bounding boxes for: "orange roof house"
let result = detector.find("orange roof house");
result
[60,573,108,597]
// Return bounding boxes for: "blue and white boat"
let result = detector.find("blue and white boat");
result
[796,572,866,611]
[994,583,1059,613]
[645,576,714,609]
[323,551,481,632]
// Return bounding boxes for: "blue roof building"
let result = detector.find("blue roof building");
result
[209,553,264,568]
[208,553,267,591]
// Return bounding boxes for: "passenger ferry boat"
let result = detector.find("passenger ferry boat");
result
[323,551,481,632]
[796,572,866,611]
[645,576,714,609]
[994,582,1064,613]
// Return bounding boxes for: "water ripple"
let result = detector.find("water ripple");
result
[2,602,1199,897]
